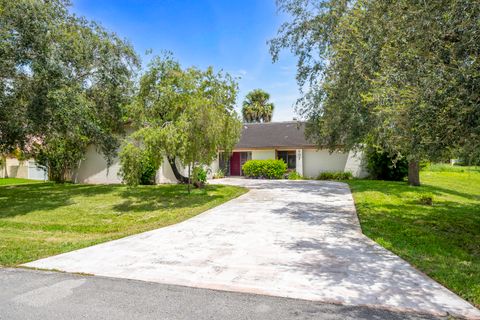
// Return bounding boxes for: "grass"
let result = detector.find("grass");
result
[0,178,43,186]
[0,180,247,266]
[348,166,480,307]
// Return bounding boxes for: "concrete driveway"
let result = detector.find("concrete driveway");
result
[24,179,480,319]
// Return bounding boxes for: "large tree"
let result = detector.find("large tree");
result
[242,89,275,123]
[0,0,139,182]
[270,0,480,185]
[120,54,242,186]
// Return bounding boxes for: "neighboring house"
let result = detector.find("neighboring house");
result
[0,158,48,180]
[75,121,367,184]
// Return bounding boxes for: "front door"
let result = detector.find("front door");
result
[230,152,241,176]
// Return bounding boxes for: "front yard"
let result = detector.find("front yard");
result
[348,166,480,307]
[0,180,246,266]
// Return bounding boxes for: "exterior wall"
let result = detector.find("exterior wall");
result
[302,149,349,178]
[3,158,28,179]
[345,150,369,178]
[73,145,367,184]
[157,157,185,184]
[252,150,275,160]
[0,158,47,180]
[208,157,219,178]
[75,145,123,184]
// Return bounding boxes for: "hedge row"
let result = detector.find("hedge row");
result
[242,159,287,179]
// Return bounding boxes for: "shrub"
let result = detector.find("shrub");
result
[316,171,353,180]
[242,159,287,179]
[365,146,408,181]
[287,171,304,180]
[192,166,207,188]
[139,155,157,185]
[119,143,158,186]
[212,169,225,179]
[417,193,434,206]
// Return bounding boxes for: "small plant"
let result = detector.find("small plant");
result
[139,154,158,185]
[212,169,225,179]
[242,159,287,179]
[192,166,207,188]
[417,193,434,205]
[316,171,353,180]
[287,171,304,180]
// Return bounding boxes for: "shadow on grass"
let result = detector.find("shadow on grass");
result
[0,183,226,219]
[0,183,118,219]
[112,185,224,213]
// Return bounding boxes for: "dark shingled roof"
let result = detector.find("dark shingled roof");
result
[234,121,315,149]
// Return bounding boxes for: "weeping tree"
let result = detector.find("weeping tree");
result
[0,0,139,182]
[270,0,480,186]
[241,89,275,123]
[120,54,242,186]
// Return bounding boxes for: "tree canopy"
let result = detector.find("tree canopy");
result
[120,54,242,186]
[242,89,275,123]
[270,0,480,185]
[0,0,139,182]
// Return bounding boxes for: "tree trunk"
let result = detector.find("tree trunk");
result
[167,156,189,184]
[408,160,420,186]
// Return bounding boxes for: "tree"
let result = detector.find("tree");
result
[0,0,139,182]
[241,89,275,123]
[270,0,480,186]
[120,54,242,186]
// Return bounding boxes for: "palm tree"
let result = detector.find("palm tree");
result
[241,89,274,123]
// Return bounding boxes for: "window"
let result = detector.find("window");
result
[277,151,296,169]
[240,152,252,175]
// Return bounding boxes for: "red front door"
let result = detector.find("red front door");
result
[230,152,241,176]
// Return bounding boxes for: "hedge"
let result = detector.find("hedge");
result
[242,159,287,179]
[316,171,353,180]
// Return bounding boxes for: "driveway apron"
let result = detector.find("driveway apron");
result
[24,178,480,319]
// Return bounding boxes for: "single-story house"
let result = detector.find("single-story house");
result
[75,121,367,184]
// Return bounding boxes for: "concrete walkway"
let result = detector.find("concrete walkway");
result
[24,179,480,319]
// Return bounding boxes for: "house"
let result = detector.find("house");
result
[0,158,48,180]
[210,121,367,178]
[75,121,367,184]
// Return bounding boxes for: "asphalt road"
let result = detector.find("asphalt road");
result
[0,268,441,320]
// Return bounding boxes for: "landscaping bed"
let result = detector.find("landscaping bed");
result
[0,180,246,266]
[348,166,480,307]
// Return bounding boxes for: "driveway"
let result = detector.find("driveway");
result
[24,179,480,319]
[1,268,438,320]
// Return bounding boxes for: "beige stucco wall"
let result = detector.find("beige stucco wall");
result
[75,145,123,184]
[252,150,275,160]
[3,158,28,179]
[345,150,368,178]
[302,149,349,178]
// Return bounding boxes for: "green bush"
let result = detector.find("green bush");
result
[365,146,408,181]
[316,171,353,180]
[417,193,434,206]
[119,143,158,186]
[287,171,304,180]
[192,166,207,187]
[139,154,157,185]
[242,159,287,179]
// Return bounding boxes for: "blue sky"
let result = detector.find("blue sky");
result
[71,0,300,121]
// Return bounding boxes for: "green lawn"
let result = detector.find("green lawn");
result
[0,180,246,266]
[0,178,43,186]
[348,166,480,307]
